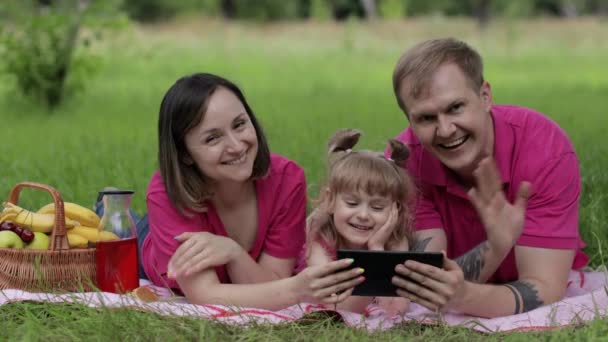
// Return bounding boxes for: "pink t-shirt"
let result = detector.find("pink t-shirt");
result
[141,154,307,290]
[393,105,588,283]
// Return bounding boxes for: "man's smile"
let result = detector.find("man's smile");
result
[438,135,469,150]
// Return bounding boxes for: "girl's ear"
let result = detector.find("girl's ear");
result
[324,187,335,214]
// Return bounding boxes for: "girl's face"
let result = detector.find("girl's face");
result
[184,87,258,186]
[330,190,394,249]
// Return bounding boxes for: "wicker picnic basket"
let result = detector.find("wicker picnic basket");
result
[0,182,96,292]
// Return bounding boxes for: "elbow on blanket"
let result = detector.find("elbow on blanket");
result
[536,279,568,307]
[176,273,228,306]
[181,284,229,306]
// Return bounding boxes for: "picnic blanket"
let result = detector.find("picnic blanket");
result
[1,270,606,333]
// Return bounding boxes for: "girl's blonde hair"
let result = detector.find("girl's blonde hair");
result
[307,129,415,254]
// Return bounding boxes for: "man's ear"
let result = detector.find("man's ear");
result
[480,81,493,111]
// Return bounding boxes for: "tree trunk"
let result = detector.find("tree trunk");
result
[360,0,377,20]
[474,0,491,31]
[220,0,236,19]
[560,0,579,17]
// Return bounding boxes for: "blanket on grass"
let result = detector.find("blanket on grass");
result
[1,270,606,333]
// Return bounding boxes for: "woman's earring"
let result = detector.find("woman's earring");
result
[182,155,193,165]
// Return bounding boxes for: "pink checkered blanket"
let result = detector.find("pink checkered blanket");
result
[1,270,606,333]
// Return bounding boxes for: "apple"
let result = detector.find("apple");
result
[0,221,34,243]
[0,230,25,249]
[25,232,50,250]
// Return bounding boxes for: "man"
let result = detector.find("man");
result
[389,38,588,318]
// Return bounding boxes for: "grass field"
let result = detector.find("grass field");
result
[1,16,607,340]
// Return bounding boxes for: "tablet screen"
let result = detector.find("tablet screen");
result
[336,249,443,297]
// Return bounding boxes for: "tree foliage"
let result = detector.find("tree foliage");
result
[0,0,125,110]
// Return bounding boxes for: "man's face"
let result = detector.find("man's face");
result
[400,63,494,181]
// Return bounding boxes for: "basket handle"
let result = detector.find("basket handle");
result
[8,182,70,251]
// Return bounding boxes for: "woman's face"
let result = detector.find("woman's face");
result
[330,190,393,249]
[184,87,258,186]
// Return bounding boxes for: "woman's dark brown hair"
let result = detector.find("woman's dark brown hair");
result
[157,73,270,214]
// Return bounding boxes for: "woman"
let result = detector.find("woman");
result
[141,73,363,310]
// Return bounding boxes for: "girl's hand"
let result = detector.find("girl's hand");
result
[292,259,365,305]
[377,297,410,316]
[168,232,244,278]
[367,203,398,251]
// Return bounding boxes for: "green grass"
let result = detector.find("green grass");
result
[1,16,607,339]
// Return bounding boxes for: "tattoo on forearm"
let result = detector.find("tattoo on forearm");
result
[504,283,521,313]
[504,281,544,314]
[411,237,432,252]
[455,242,489,282]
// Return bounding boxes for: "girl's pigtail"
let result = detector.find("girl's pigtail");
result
[328,128,361,154]
[387,139,410,167]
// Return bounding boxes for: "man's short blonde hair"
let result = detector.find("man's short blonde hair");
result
[392,38,484,113]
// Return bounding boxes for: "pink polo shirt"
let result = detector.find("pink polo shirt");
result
[394,105,588,283]
[141,153,307,290]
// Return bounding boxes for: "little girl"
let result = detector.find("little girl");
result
[303,128,416,315]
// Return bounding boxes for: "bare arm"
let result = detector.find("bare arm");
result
[169,232,293,283]
[394,246,574,318]
[411,229,512,284]
[226,251,295,284]
[178,269,299,310]
[177,256,366,311]
[452,246,574,317]
[411,229,446,252]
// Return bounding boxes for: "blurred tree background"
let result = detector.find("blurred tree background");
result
[0,0,605,108]
[119,0,607,23]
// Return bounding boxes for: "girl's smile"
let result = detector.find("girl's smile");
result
[331,191,393,249]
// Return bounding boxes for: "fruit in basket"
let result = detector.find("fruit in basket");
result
[69,226,102,243]
[99,231,120,241]
[37,202,101,228]
[0,221,16,231]
[20,229,35,243]
[0,221,35,243]
[0,209,17,223]
[2,202,79,233]
[0,230,25,249]
[25,232,50,250]
[68,226,120,244]
[67,233,88,248]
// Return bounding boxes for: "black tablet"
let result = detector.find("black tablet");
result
[336,249,444,297]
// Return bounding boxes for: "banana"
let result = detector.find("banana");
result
[37,202,100,228]
[68,226,120,245]
[0,208,17,223]
[67,233,88,248]
[98,231,120,242]
[2,202,79,233]
[69,226,101,243]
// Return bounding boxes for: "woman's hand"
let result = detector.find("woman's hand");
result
[468,157,531,253]
[292,259,365,305]
[376,297,410,316]
[392,253,467,312]
[168,232,244,278]
[367,203,398,251]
